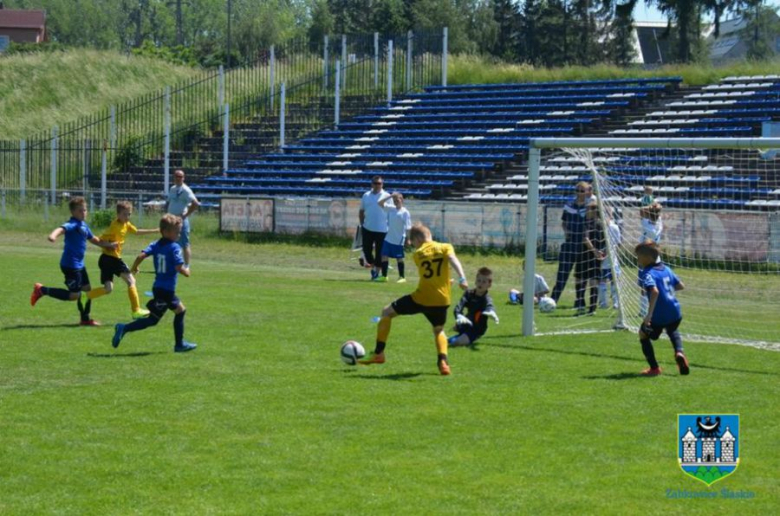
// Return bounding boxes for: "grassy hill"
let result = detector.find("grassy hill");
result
[2,49,778,141]
[448,54,780,87]
[0,50,200,139]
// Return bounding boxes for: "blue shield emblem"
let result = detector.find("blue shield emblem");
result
[678,414,739,486]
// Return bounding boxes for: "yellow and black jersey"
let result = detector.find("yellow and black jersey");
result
[99,219,137,258]
[411,241,454,307]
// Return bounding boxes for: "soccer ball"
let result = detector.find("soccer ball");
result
[340,340,366,365]
[538,297,556,313]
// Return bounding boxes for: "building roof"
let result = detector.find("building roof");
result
[0,9,46,30]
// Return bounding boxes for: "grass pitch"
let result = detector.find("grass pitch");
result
[0,216,777,514]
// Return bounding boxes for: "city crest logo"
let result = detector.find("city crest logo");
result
[678,414,739,486]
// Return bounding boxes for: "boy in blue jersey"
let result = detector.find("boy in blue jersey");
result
[111,214,196,353]
[30,197,118,325]
[635,241,689,376]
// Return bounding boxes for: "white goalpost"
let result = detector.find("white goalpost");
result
[522,138,780,351]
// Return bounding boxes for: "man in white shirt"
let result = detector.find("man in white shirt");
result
[375,191,412,283]
[166,169,200,266]
[359,176,388,280]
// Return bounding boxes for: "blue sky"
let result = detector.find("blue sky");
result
[636,0,780,23]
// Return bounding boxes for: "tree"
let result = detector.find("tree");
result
[308,0,335,48]
[492,0,521,60]
[735,1,780,60]
[371,0,409,35]
[606,0,638,65]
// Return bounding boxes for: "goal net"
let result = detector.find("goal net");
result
[522,138,780,351]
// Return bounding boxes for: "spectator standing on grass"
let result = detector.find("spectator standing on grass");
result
[551,181,592,305]
[375,191,412,283]
[359,175,388,281]
[166,169,200,267]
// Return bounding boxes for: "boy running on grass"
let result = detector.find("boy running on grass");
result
[359,223,467,375]
[111,214,196,353]
[31,197,117,326]
[86,200,159,319]
[635,241,689,376]
[449,267,499,347]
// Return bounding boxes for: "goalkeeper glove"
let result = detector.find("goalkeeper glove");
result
[456,314,472,327]
[484,310,499,324]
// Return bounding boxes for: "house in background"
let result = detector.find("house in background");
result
[632,21,674,66]
[0,3,47,52]
[706,14,780,63]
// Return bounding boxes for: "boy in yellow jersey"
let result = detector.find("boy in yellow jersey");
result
[85,201,159,318]
[359,223,468,375]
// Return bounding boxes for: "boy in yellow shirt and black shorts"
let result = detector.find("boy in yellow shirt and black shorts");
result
[360,223,468,375]
[86,201,158,318]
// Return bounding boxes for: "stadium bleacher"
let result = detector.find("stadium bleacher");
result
[459,75,779,210]
[194,76,683,201]
[192,75,778,209]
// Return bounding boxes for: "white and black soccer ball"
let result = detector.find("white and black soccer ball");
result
[340,340,366,365]
[538,297,557,313]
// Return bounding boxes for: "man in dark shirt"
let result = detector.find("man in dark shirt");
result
[551,182,592,304]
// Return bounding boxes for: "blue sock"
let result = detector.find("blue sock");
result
[42,287,71,301]
[174,310,185,347]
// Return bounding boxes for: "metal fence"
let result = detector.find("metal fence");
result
[0,29,447,198]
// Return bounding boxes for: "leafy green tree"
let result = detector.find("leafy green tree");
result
[371,0,410,35]
[492,0,521,60]
[735,1,780,60]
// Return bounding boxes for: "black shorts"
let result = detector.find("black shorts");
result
[392,294,448,327]
[146,288,181,318]
[646,318,682,341]
[61,266,90,293]
[99,254,131,284]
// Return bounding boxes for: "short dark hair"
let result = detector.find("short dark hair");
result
[635,241,660,261]
[371,175,383,184]
[477,267,492,277]
[69,197,86,212]
[160,214,182,232]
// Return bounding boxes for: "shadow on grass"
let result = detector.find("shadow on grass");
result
[323,278,377,283]
[348,372,425,381]
[1,323,81,330]
[87,351,164,358]
[482,341,779,377]
[582,372,653,381]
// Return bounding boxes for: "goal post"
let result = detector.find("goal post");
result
[522,137,780,350]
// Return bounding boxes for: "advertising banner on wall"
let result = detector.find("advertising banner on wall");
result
[222,196,776,263]
[220,198,274,232]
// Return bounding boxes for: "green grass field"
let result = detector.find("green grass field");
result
[0,214,778,514]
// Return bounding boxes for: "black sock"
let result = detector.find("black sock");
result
[375,341,386,354]
[174,311,186,347]
[575,281,585,310]
[84,299,92,320]
[41,287,71,301]
[437,353,448,363]
[640,338,659,369]
[77,296,87,322]
[381,261,389,277]
[589,285,598,312]
[124,315,159,333]
[398,261,405,278]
